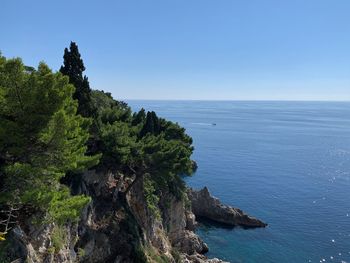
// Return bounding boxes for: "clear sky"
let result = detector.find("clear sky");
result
[2,0,350,100]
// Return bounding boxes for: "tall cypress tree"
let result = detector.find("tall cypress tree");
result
[151,111,160,134]
[140,111,155,137]
[60,42,94,117]
[132,108,146,126]
[139,111,162,137]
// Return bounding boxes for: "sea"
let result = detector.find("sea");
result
[127,100,350,263]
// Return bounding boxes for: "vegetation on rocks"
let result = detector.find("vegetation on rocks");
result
[0,42,194,246]
[0,54,99,230]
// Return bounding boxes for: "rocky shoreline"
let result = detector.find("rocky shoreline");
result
[3,170,266,263]
[188,187,267,228]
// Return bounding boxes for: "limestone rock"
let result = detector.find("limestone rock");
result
[184,253,230,263]
[172,230,208,255]
[188,187,267,228]
[185,211,197,231]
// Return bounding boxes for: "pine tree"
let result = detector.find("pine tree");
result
[0,55,100,225]
[60,42,94,117]
[85,88,195,202]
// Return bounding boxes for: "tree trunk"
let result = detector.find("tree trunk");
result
[124,173,143,196]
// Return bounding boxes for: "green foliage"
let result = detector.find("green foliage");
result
[51,225,66,253]
[132,108,146,126]
[183,193,191,210]
[0,44,195,241]
[100,121,134,165]
[60,42,94,117]
[145,245,171,263]
[140,111,160,137]
[48,188,91,224]
[0,55,100,224]
[143,177,160,219]
[77,247,86,258]
[89,89,194,201]
[91,90,116,114]
[138,132,193,200]
[47,247,56,254]
[171,249,182,263]
[132,244,148,263]
[154,254,170,263]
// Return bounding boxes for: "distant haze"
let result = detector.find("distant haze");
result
[2,0,350,101]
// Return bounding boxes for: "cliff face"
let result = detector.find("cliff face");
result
[3,170,228,263]
[5,223,78,263]
[75,169,213,262]
[3,170,268,263]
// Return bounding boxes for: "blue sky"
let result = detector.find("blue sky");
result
[2,0,350,100]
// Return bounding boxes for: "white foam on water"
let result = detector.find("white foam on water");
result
[191,122,213,126]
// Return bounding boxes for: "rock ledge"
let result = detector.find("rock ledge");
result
[188,187,267,228]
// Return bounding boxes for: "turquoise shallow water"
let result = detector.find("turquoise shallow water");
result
[127,101,350,263]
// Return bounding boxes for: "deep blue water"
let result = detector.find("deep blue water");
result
[127,101,350,263]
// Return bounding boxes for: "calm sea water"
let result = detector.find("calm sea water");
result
[127,101,350,263]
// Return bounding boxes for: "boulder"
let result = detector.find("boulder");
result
[188,187,267,228]
[172,230,208,255]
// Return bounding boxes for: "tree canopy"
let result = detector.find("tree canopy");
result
[91,91,194,201]
[0,43,195,233]
[0,55,100,224]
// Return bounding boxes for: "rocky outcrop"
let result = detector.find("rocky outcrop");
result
[4,223,78,263]
[184,255,229,263]
[170,227,208,255]
[66,169,216,262]
[3,170,266,263]
[188,187,267,228]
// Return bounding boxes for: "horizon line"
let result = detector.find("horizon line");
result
[121,98,350,102]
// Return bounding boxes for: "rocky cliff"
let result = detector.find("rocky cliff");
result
[2,171,265,263]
